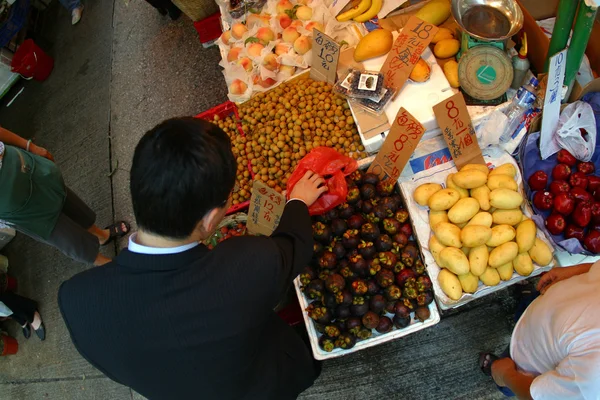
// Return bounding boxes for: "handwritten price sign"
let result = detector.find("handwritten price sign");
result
[310,29,341,84]
[246,181,286,236]
[368,107,425,182]
[380,16,438,94]
[433,93,485,169]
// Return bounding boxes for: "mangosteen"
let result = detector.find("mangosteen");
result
[314,214,330,224]
[345,176,356,189]
[368,258,382,276]
[360,183,376,200]
[326,208,339,221]
[346,248,359,260]
[338,203,355,219]
[384,285,402,301]
[324,324,342,339]
[350,169,364,186]
[342,229,360,249]
[385,300,397,314]
[392,232,408,248]
[335,305,352,320]
[382,218,401,235]
[401,244,419,267]
[313,241,324,257]
[366,279,381,296]
[350,278,368,296]
[307,302,333,325]
[360,222,380,241]
[319,335,336,352]
[415,306,431,322]
[334,287,352,304]
[323,292,338,309]
[366,212,380,224]
[325,273,346,294]
[369,294,386,314]
[392,261,406,274]
[319,251,337,269]
[400,223,413,237]
[363,172,380,186]
[330,219,348,238]
[394,302,411,318]
[313,222,332,244]
[335,332,357,349]
[395,268,416,288]
[347,214,366,230]
[416,275,432,292]
[380,196,398,213]
[300,266,318,286]
[305,279,325,299]
[361,199,375,214]
[357,328,373,340]
[375,234,393,252]
[332,241,346,260]
[358,241,377,259]
[361,311,380,330]
[378,251,398,269]
[376,316,393,333]
[355,199,364,210]
[401,297,417,310]
[345,317,362,335]
[403,285,418,300]
[414,259,425,275]
[374,203,391,220]
[376,179,395,197]
[318,269,332,281]
[376,269,395,288]
[393,314,411,329]
[313,322,325,334]
[416,291,434,307]
[349,254,368,277]
[391,194,403,209]
[350,296,369,317]
[394,209,409,224]
[339,265,356,280]
[346,187,360,204]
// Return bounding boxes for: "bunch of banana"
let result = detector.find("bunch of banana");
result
[336,0,383,23]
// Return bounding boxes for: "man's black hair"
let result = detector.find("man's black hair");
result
[130,117,237,239]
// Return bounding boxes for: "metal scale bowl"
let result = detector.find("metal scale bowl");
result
[451,0,524,102]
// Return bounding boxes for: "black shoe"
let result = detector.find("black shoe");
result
[22,324,31,339]
[34,322,46,341]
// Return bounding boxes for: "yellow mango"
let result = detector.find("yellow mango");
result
[409,58,431,82]
[438,269,463,300]
[434,39,460,59]
[415,0,451,26]
[354,29,394,62]
[447,173,469,199]
[458,272,479,293]
[443,59,459,88]
[432,27,454,44]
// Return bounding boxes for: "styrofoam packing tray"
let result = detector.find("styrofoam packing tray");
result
[399,149,556,310]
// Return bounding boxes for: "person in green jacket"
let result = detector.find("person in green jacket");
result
[0,126,129,266]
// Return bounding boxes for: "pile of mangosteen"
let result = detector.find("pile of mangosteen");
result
[301,170,434,353]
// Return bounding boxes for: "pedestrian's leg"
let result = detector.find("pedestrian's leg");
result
[0,292,37,326]
[61,188,112,246]
[58,0,84,24]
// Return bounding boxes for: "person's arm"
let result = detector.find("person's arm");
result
[492,358,534,400]
[0,126,54,161]
[537,262,594,294]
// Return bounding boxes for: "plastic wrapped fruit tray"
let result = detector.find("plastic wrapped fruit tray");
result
[399,149,556,310]
[293,166,440,360]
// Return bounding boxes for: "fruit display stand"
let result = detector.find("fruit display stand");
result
[399,150,556,310]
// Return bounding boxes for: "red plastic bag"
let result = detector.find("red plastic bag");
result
[286,147,358,215]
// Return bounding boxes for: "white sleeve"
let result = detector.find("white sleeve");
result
[530,347,600,400]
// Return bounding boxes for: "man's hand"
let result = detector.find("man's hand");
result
[29,143,54,161]
[537,263,593,294]
[491,357,517,387]
[289,171,328,207]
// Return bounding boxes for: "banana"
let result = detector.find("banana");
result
[353,0,382,22]
[336,0,372,22]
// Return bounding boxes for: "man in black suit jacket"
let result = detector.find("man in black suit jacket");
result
[59,118,327,399]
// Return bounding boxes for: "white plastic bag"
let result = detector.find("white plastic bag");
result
[555,101,597,162]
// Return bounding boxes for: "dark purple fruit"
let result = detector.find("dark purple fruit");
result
[400,223,413,238]
[413,259,425,275]
[369,294,386,314]
[361,199,375,214]
[357,328,373,340]
[404,285,418,300]
[335,333,357,349]
[347,248,359,259]
[394,303,411,318]
[385,300,396,314]
[396,268,416,287]
[347,214,366,230]
[319,335,336,352]
[300,266,317,286]
[374,203,392,220]
[338,203,355,219]
[325,273,346,294]
[379,196,398,213]
[349,255,368,277]
[362,311,380,330]
[368,258,381,276]
[416,291,434,307]
[378,251,398,269]
[360,183,376,200]
[394,209,409,224]
[346,187,360,204]
[376,316,393,333]
[342,229,360,249]
[350,278,368,296]
[392,232,408,248]
[391,194,403,209]
[376,180,395,197]
[392,261,406,274]
[393,314,410,329]
[330,219,348,237]
[307,303,333,325]
[335,305,351,319]
[335,288,353,305]
[416,275,432,292]
[345,317,362,334]
[324,324,342,339]
[313,322,325,334]
[383,218,401,235]
[313,241,324,257]
[350,296,369,317]
[366,212,380,224]
[305,279,325,299]
[366,279,381,296]
[375,234,393,252]
[319,251,337,269]
[401,297,417,310]
[339,265,356,280]
[350,169,364,186]
[360,222,380,241]
[363,172,380,186]
[358,241,376,259]
[318,269,332,281]
[326,208,339,221]
[415,306,431,322]
[332,241,346,260]
[323,292,337,309]
[313,222,332,244]
[401,244,419,267]
[384,285,402,301]
[376,269,395,288]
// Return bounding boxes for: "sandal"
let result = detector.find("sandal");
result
[479,352,499,377]
[101,221,131,246]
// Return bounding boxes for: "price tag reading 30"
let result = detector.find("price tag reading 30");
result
[310,29,341,84]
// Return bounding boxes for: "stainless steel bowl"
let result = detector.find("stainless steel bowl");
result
[451,0,524,42]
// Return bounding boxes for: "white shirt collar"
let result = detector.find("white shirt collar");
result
[128,233,199,255]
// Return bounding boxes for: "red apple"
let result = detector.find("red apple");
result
[570,187,593,204]
[569,172,589,189]
[577,161,595,175]
[592,202,600,223]
[533,191,554,211]
[528,170,548,191]
[552,164,572,180]
[584,230,600,253]
[565,224,585,241]
[545,213,566,235]
[553,192,575,216]
[588,176,600,193]
[549,180,570,195]
[557,149,577,166]
[572,202,592,227]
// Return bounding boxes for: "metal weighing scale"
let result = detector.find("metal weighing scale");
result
[451,0,524,104]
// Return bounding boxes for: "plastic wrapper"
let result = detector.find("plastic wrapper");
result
[521,131,600,255]
[332,68,358,97]
[356,87,395,116]
[348,71,385,99]
[286,147,358,215]
[555,101,597,162]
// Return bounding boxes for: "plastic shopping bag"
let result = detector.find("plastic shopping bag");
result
[555,101,597,162]
[286,147,358,216]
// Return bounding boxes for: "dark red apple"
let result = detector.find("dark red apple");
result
[533,191,554,211]
[592,202,600,223]
[549,180,570,195]
[545,213,566,235]
[570,187,593,204]
[588,176,600,193]
[552,164,572,181]
[577,162,595,175]
[572,202,592,228]
[584,230,600,253]
[569,172,589,190]
[528,170,548,191]
[553,192,575,216]
[565,224,585,241]
[557,149,577,166]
